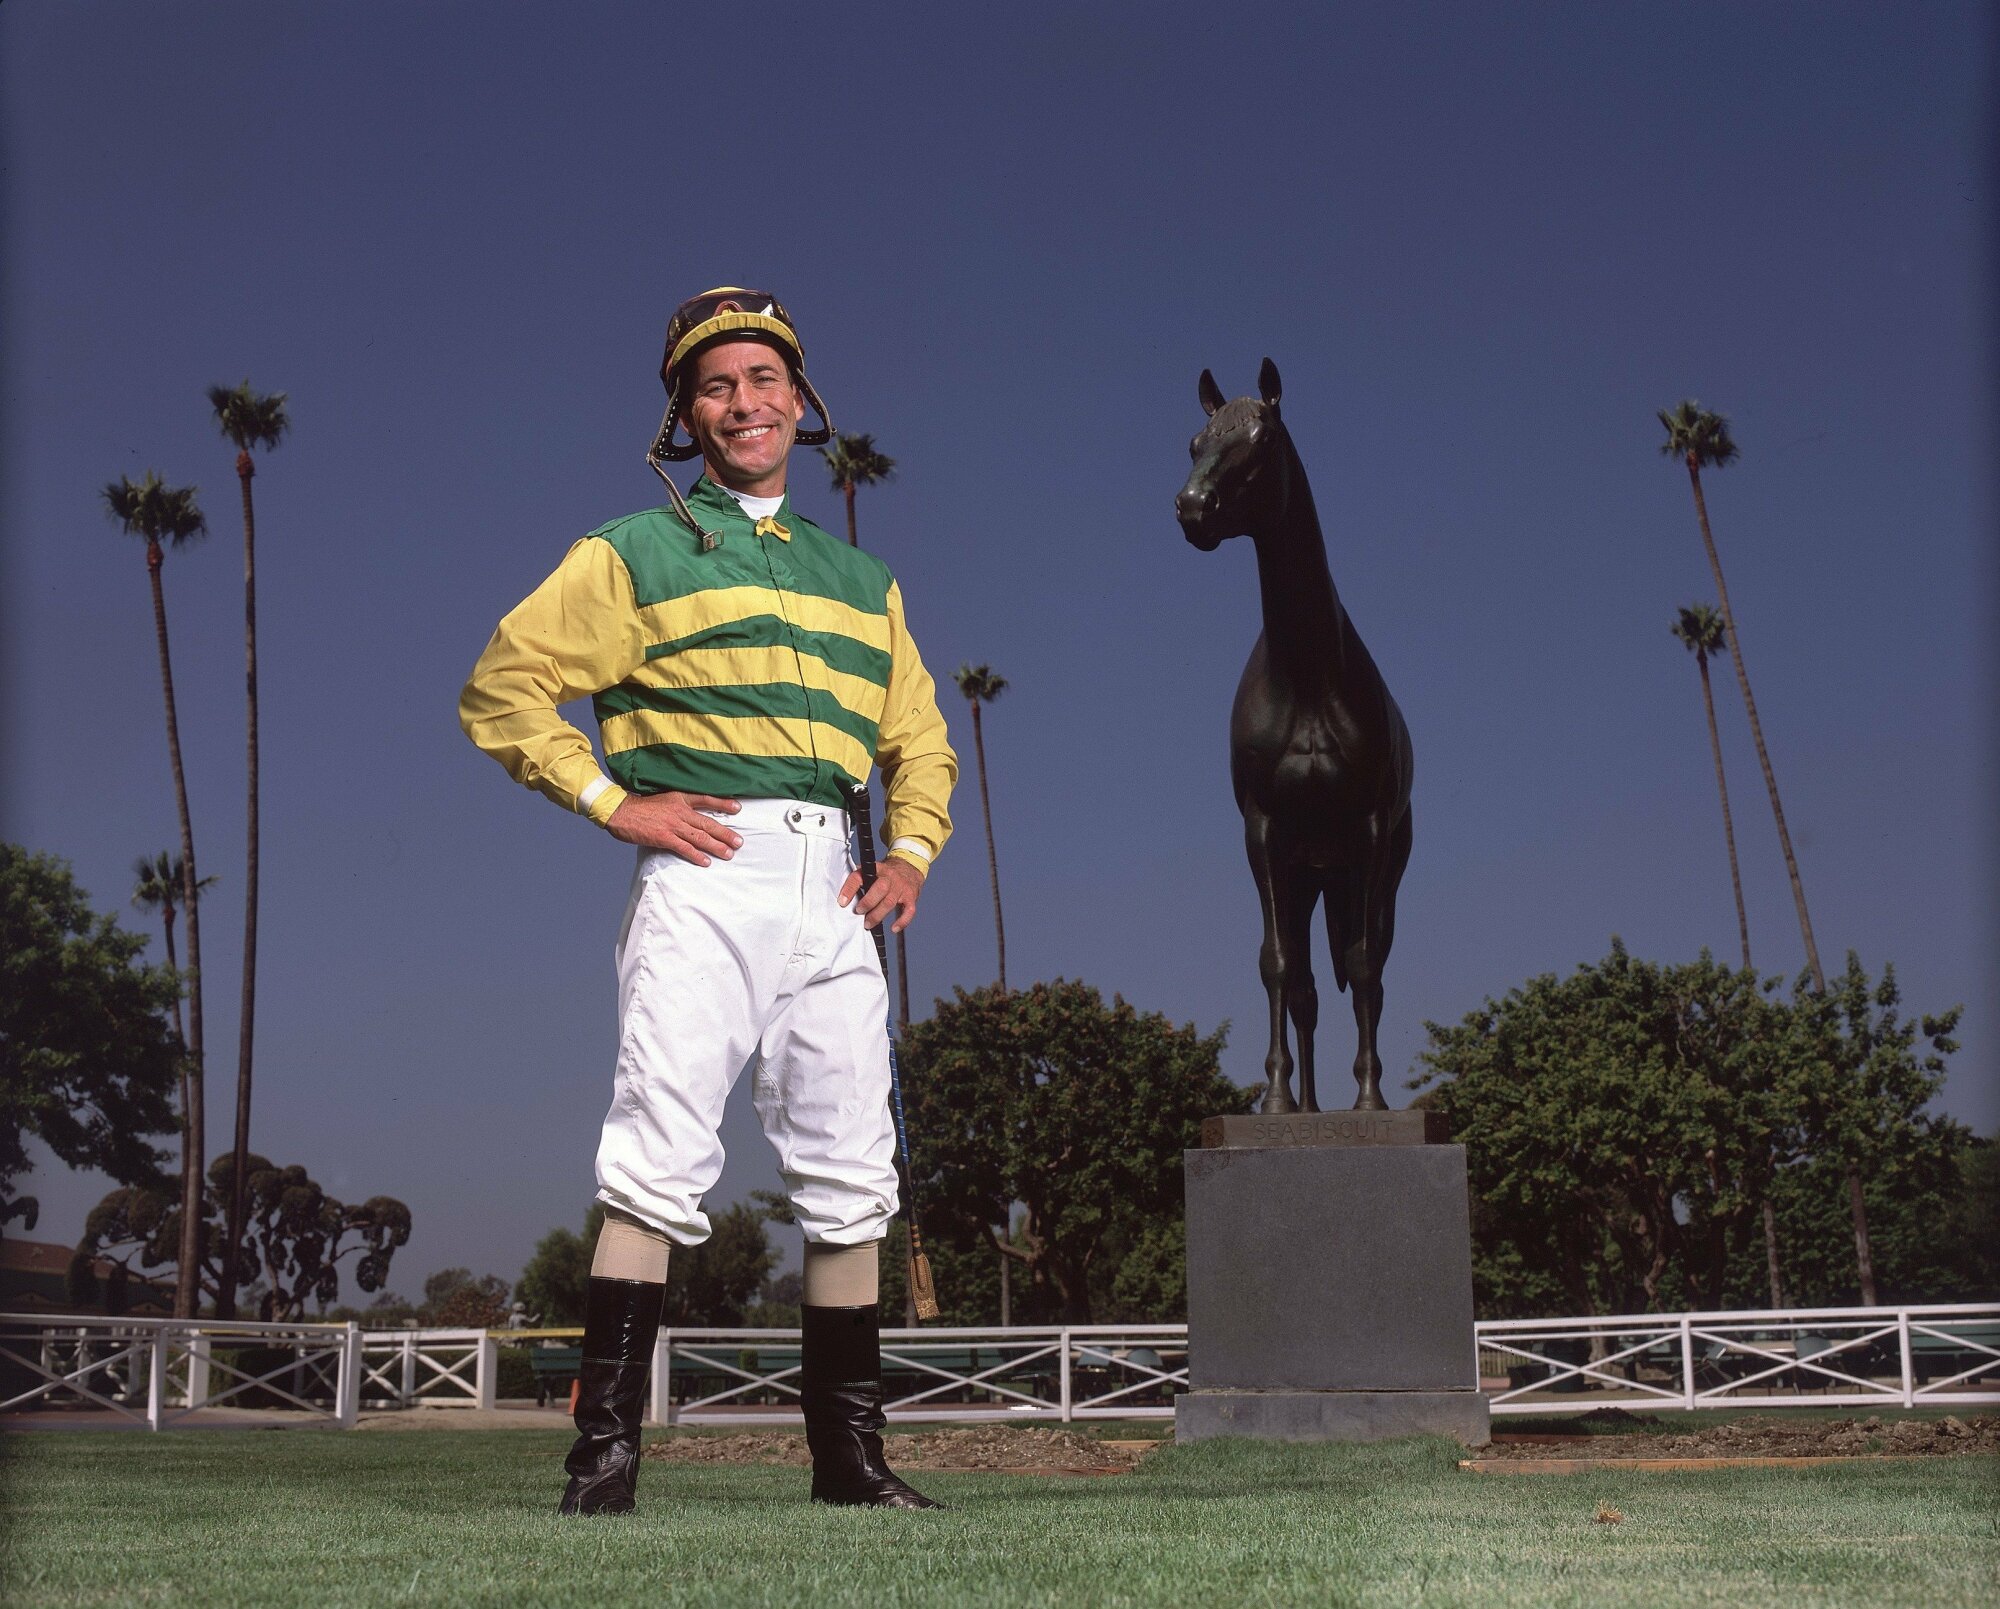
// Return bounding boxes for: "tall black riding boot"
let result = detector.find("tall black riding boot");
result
[800,1304,942,1509]
[558,1276,666,1516]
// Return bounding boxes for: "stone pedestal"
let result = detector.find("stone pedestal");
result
[1176,1138,1489,1446]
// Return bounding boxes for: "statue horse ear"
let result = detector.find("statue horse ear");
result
[1198,369,1225,417]
[1258,357,1282,412]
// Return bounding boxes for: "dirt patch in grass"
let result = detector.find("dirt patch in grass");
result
[643,1426,1149,1473]
[1488,1413,1999,1459]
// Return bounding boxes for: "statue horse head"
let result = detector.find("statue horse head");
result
[1175,357,1292,551]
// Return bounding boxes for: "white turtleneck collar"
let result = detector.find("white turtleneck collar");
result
[718,484,786,521]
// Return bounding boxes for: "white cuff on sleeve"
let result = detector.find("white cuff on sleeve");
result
[578,774,615,815]
[888,838,932,864]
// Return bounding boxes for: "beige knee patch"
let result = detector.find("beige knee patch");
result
[592,1209,671,1284]
[802,1240,879,1306]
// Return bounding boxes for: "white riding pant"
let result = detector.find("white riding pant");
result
[594,798,900,1248]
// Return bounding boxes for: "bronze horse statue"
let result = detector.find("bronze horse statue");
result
[1175,359,1413,1113]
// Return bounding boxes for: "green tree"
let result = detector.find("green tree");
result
[207,379,291,1321]
[816,431,916,1026]
[73,1152,410,1320]
[1417,942,1803,1315]
[1670,605,1751,974]
[515,1202,608,1326]
[899,980,1247,1321]
[102,470,211,1317]
[663,1201,776,1326]
[423,1268,511,1328]
[1783,956,1962,1307]
[1418,943,1965,1317]
[951,663,1009,990]
[130,850,216,1239]
[1657,403,1824,992]
[1,846,181,1235]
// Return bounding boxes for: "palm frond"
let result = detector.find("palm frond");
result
[818,431,896,489]
[953,662,1007,703]
[102,471,208,548]
[1671,602,1728,655]
[208,378,291,453]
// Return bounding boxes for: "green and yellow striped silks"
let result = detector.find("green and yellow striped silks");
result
[591,479,895,808]
[461,476,955,864]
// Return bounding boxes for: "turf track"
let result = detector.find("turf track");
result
[2,1430,1994,1607]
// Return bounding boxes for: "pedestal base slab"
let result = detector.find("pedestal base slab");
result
[1176,1389,1490,1447]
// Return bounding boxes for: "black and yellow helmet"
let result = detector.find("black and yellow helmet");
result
[647,286,833,466]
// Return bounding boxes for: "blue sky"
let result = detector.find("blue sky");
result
[3,3,1991,1300]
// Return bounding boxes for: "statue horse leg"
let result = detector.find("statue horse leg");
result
[1281,864,1322,1113]
[1334,811,1411,1111]
[1245,811,1303,1115]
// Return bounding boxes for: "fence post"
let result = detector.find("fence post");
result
[400,1331,416,1407]
[185,1329,210,1409]
[1679,1316,1696,1410]
[336,1324,362,1428]
[652,1331,674,1426]
[1059,1328,1073,1423]
[475,1333,498,1410]
[1898,1310,1914,1409]
[146,1325,168,1431]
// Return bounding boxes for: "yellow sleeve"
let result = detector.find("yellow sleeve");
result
[459,537,645,825]
[876,580,958,870]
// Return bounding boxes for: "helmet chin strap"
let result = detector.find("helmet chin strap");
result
[645,379,835,554]
[646,397,722,552]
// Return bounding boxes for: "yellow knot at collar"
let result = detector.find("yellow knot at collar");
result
[753,515,791,542]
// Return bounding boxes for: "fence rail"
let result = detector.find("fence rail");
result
[7,1303,1995,1429]
[1475,1302,2000,1415]
[650,1325,1188,1424]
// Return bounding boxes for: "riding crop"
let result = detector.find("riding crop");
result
[844,782,941,1320]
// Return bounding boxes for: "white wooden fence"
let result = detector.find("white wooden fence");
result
[6,1303,1995,1430]
[1475,1303,2000,1414]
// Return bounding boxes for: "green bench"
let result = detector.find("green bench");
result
[1908,1323,2000,1386]
[528,1346,582,1407]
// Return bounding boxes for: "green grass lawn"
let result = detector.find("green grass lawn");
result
[2,1431,1995,1608]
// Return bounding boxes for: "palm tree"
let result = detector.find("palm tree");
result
[208,380,289,1318]
[952,663,1009,990]
[1671,605,1752,972]
[817,431,895,548]
[104,472,209,1318]
[1670,604,1785,1309]
[130,851,217,1049]
[132,851,216,1241]
[817,432,916,1022]
[1659,402,1865,1299]
[1658,403,1824,992]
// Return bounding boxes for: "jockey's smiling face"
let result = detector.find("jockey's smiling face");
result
[684,337,805,498]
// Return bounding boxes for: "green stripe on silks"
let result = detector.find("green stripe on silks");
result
[606,745,861,811]
[641,615,892,686]
[594,682,882,754]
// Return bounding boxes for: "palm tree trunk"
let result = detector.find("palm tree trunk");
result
[147,545,205,1319]
[159,905,192,1245]
[1684,460,1855,1293]
[1694,650,1752,971]
[894,928,910,1029]
[1685,459,1824,993]
[1847,1166,1878,1305]
[1762,1199,1785,1309]
[844,479,857,546]
[220,452,260,1319]
[969,701,1006,990]
[160,907,186,1050]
